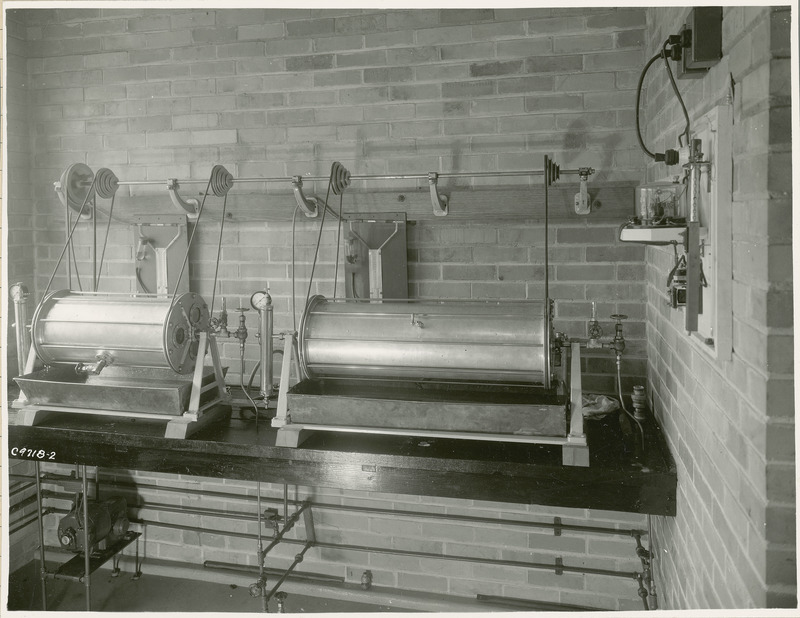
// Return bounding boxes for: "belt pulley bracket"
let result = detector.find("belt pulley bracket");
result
[428,172,448,217]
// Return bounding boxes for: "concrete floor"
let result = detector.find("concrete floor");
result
[7,560,402,613]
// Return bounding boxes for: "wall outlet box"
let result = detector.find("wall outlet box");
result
[678,7,723,79]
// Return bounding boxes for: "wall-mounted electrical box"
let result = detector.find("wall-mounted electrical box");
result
[678,7,723,79]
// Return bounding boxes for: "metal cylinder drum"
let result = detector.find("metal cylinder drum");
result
[31,290,209,374]
[298,296,552,387]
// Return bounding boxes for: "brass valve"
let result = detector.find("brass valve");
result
[607,314,628,357]
[234,308,249,349]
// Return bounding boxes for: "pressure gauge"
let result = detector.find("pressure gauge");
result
[250,290,271,311]
[9,282,28,301]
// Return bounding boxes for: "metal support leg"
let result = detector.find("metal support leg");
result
[563,343,589,467]
[34,461,48,610]
[132,536,142,580]
[82,465,91,611]
[256,481,268,613]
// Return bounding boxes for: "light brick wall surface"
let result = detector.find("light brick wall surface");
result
[643,6,795,609]
[6,8,658,609]
[5,10,36,378]
[9,7,650,387]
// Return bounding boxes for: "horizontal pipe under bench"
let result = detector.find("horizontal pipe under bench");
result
[7,406,676,517]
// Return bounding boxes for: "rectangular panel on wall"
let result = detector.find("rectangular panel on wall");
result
[691,104,733,361]
[130,215,190,296]
[343,213,408,300]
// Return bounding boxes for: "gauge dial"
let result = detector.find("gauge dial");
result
[250,291,270,311]
[9,283,28,301]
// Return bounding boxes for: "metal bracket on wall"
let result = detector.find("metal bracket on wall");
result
[428,172,448,217]
[574,167,595,215]
[291,176,321,218]
[167,179,201,220]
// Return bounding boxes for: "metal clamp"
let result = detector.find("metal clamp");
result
[291,176,321,218]
[574,167,595,215]
[428,172,448,217]
[167,179,201,220]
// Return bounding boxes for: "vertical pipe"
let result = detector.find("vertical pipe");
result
[283,484,288,524]
[11,284,30,376]
[82,465,91,611]
[257,481,267,613]
[34,462,48,611]
[259,288,274,399]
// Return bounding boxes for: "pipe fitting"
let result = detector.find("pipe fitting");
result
[606,314,628,358]
[275,591,288,613]
[361,570,373,590]
[631,385,648,421]
[234,308,249,350]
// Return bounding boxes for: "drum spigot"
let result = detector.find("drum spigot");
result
[76,352,114,376]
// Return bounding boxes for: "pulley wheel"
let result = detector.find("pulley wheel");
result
[57,163,95,218]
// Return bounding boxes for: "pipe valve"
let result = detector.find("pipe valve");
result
[210,298,230,338]
[234,308,249,349]
[606,314,628,357]
[587,301,604,348]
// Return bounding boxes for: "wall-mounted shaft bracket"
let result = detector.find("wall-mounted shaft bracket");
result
[574,167,596,215]
[428,172,449,217]
[167,179,201,220]
[291,176,321,218]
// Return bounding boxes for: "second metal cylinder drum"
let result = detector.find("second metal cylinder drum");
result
[31,290,209,374]
[298,296,552,387]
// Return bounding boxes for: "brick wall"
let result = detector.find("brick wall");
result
[11,6,650,387]
[643,6,795,609]
[5,10,40,579]
[6,8,658,609]
[4,10,36,378]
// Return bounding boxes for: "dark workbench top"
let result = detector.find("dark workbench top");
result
[7,402,676,516]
